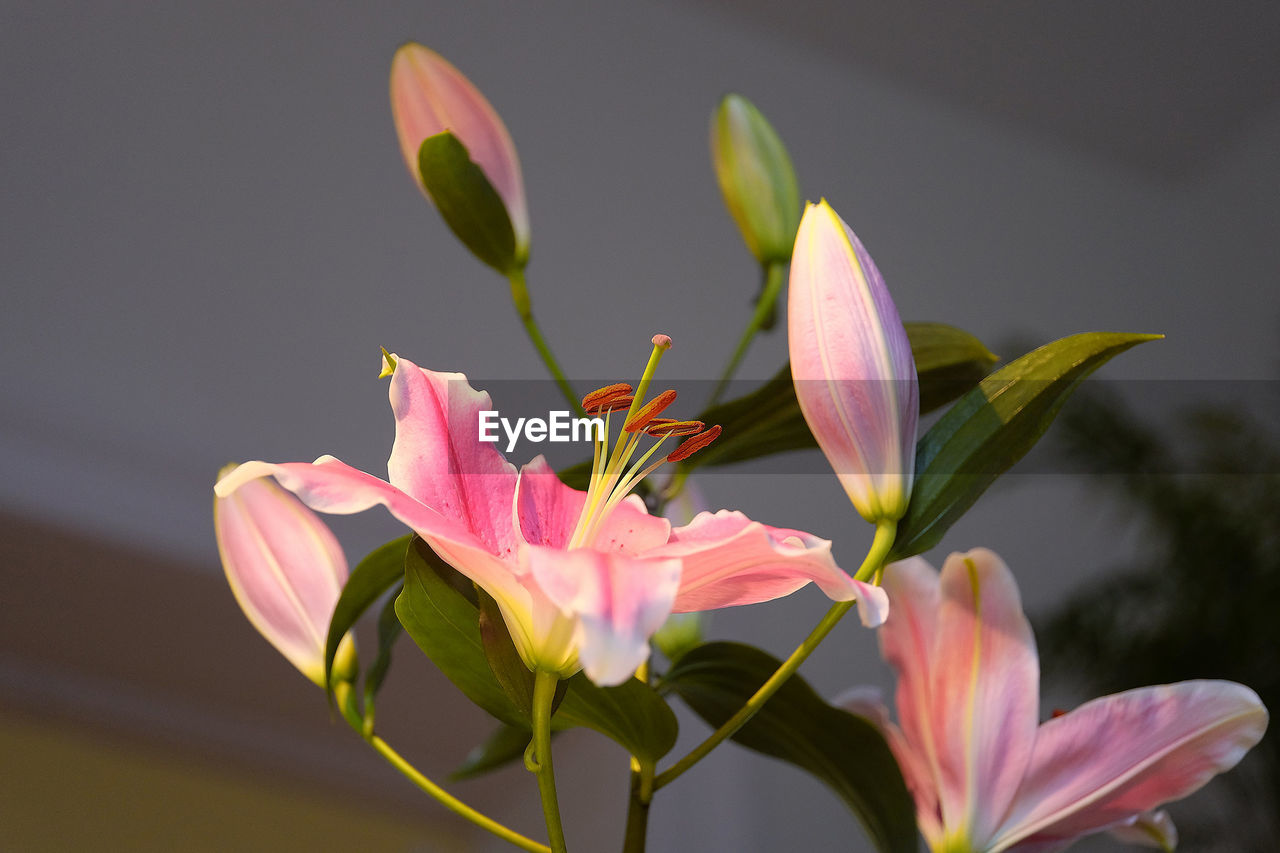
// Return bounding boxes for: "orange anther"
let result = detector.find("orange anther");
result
[582,383,633,411]
[666,425,722,462]
[595,394,635,413]
[644,418,704,437]
[624,389,678,432]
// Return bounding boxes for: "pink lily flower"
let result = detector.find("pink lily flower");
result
[845,549,1267,853]
[390,42,530,256]
[789,200,918,524]
[215,341,887,686]
[214,468,355,687]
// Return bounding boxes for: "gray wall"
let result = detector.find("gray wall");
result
[3,2,1276,850]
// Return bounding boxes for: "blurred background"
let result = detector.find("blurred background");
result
[2,1,1278,850]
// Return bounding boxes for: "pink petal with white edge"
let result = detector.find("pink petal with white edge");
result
[992,681,1267,851]
[655,510,887,626]
[215,458,526,609]
[389,43,530,250]
[929,549,1039,847]
[834,685,946,844]
[214,475,347,684]
[878,557,945,805]
[513,456,670,553]
[386,357,519,554]
[526,546,680,686]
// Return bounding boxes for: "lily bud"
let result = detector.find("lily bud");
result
[788,200,918,523]
[710,94,801,265]
[390,43,530,258]
[214,467,355,687]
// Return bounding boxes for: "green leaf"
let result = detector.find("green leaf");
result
[682,322,998,471]
[476,588,568,719]
[452,723,535,781]
[664,642,916,853]
[555,673,679,763]
[395,537,527,727]
[891,331,1162,560]
[396,538,677,760]
[476,588,538,718]
[418,131,520,274]
[325,535,413,700]
[906,322,999,413]
[361,584,404,732]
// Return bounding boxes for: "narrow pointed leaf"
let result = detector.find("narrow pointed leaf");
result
[906,322,999,413]
[418,131,520,273]
[665,642,916,853]
[361,584,404,731]
[324,535,413,700]
[678,322,997,471]
[477,588,538,718]
[890,332,1162,560]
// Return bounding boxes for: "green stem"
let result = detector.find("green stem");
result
[508,268,584,417]
[653,521,897,790]
[707,261,785,407]
[530,669,569,853]
[621,759,654,853]
[333,681,550,853]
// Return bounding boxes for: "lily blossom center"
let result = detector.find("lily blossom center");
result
[569,335,721,550]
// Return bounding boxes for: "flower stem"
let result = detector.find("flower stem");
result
[652,521,897,791]
[530,669,569,853]
[333,681,550,853]
[707,261,785,408]
[507,268,584,417]
[621,758,654,853]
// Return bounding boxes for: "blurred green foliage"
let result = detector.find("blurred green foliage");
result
[1036,386,1279,850]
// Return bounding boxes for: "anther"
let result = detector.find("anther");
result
[644,418,704,437]
[666,425,722,462]
[582,383,633,411]
[624,389,678,432]
[595,394,635,413]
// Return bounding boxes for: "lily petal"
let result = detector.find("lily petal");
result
[526,546,680,686]
[1105,809,1177,852]
[992,680,1267,850]
[930,549,1039,847]
[513,456,670,553]
[215,457,526,609]
[213,474,349,686]
[655,510,887,626]
[387,356,519,554]
[390,43,529,251]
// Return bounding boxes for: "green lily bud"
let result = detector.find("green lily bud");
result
[710,94,801,266]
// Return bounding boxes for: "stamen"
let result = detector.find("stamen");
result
[644,419,704,437]
[582,383,633,411]
[666,425,722,462]
[624,389,677,432]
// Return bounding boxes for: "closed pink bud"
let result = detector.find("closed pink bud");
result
[214,468,353,686]
[390,43,530,255]
[789,200,918,523]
